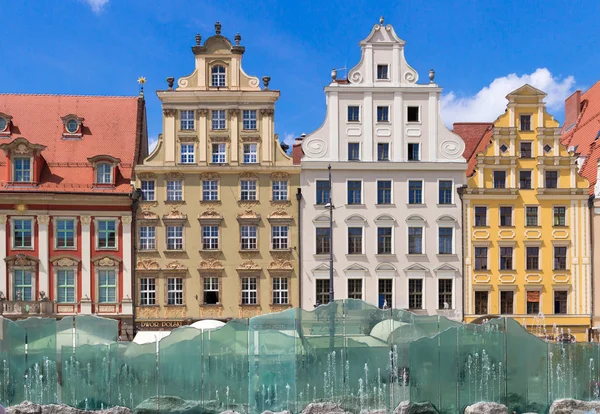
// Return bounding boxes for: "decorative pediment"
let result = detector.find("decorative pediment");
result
[162,210,188,222]
[61,114,85,137]
[209,135,230,143]
[92,255,122,267]
[241,134,261,143]
[0,137,46,155]
[406,214,426,224]
[239,172,258,180]
[51,255,81,267]
[437,215,458,223]
[375,263,397,272]
[434,264,459,273]
[237,260,261,272]
[344,263,368,273]
[198,209,223,224]
[345,214,367,224]
[199,259,224,271]
[164,261,187,271]
[87,154,121,166]
[165,172,184,180]
[201,172,220,181]
[374,214,395,224]
[311,263,330,273]
[267,259,293,272]
[267,209,292,223]
[137,172,156,179]
[403,263,429,273]
[237,209,261,224]
[137,210,159,221]
[313,214,331,224]
[271,172,289,180]
[5,254,39,267]
[178,136,198,143]
[136,259,160,271]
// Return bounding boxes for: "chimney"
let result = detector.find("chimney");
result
[292,133,306,165]
[564,90,582,131]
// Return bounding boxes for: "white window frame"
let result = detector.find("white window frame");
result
[347,105,361,123]
[95,218,118,250]
[180,144,195,164]
[473,288,491,315]
[139,277,156,306]
[203,277,220,305]
[240,179,257,201]
[54,217,77,250]
[524,205,539,227]
[499,205,513,227]
[499,245,515,271]
[166,179,183,201]
[347,278,364,300]
[437,225,454,255]
[243,143,258,164]
[436,278,454,310]
[242,109,257,130]
[272,180,288,201]
[376,179,393,205]
[347,142,361,161]
[498,288,516,315]
[13,156,32,182]
[473,243,490,271]
[315,278,331,305]
[376,224,394,255]
[377,277,394,309]
[406,105,421,123]
[241,225,258,250]
[272,277,289,305]
[552,288,570,315]
[519,113,532,131]
[553,243,569,271]
[180,110,195,130]
[407,225,424,255]
[271,225,289,250]
[202,225,220,250]
[377,142,390,161]
[140,180,156,201]
[211,65,226,87]
[376,105,390,123]
[347,225,364,255]
[553,205,568,226]
[474,205,488,227]
[167,277,184,305]
[211,110,226,130]
[408,179,424,205]
[346,179,363,205]
[376,63,389,80]
[202,179,219,201]
[11,217,34,250]
[407,143,421,161]
[437,179,454,205]
[96,163,112,184]
[407,278,424,309]
[139,226,156,251]
[211,143,227,164]
[241,276,258,305]
[524,242,541,271]
[166,225,184,250]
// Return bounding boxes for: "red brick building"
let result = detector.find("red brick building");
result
[0,93,147,338]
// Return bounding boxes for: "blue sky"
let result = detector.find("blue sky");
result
[1,0,598,150]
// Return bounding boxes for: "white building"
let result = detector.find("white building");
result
[299,19,467,320]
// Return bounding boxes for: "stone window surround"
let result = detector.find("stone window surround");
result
[208,60,229,89]
[53,264,78,304]
[165,275,185,306]
[94,264,119,305]
[8,266,36,301]
[201,275,222,306]
[52,216,78,251]
[94,217,120,251]
[10,216,35,250]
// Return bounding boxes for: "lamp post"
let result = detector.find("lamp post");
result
[327,164,334,303]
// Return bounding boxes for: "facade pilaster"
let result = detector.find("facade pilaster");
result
[80,215,92,314]
[37,215,50,298]
[121,215,133,314]
[0,215,6,297]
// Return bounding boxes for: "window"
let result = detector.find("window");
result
[545,170,558,188]
[378,279,393,309]
[272,277,289,305]
[14,269,33,301]
[272,226,289,250]
[526,246,539,270]
[544,144,552,153]
[438,227,453,254]
[167,277,183,305]
[98,270,116,304]
[203,277,219,304]
[377,180,392,204]
[166,180,183,201]
[212,143,226,163]
[347,106,360,122]
[526,206,538,227]
[66,119,79,133]
[474,291,489,314]
[97,220,116,249]
[180,110,194,130]
[526,291,540,314]
[500,144,508,153]
[202,226,219,250]
[139,226,156,250]
[377,143,389,161]
[408,180,423,204]
[438,180,453,204]
[500,206,513,227]
[347,180,362,204]
[377,227,392,254]
[475,247,488,270]
[316,180,330,205]
[272,180,288,201]
[55,219,75,249]
[377,106,389,122]
[408,227,423,254]
[347,227,363,255]
[242,110,257,130]
[519,171,532,189]
[166,226,183,250]
[140,278,156,306]
[520,142,533,158]
[180,144,195,164]
[211,65,226,87]
[56,269,75,303]
[474,206,487,227]
[96,163,112,184]
[376,64,389,80]
[348,279,362,300]
[499,247,513,270]
[493,171,506,189]
[202,180,219,201]
[348,143,360,161]
[520,114,531,131]
[14,158,31,182]
[554,246,567,270]
[241,225,258,250]
[316,228,330,254]
[407,106,420,122]
[141,180,155,201]
[553,206,566,226]
[408,279,423,309]
[554,291,567,314]
[243,144,258,164]
[500,291,514,314]
[316,279,330,305]
[241,180,257,201]
[241,277,257,305]
[212,110,226,130]
[438,279,453,309]
[407,143,420,161]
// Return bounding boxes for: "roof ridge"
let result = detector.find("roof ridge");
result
[0,93,138,99]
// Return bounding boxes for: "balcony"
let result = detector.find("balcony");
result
[1,300,54,316]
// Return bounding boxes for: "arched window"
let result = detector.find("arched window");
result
[96,163,112,184]
[211,65,226,87]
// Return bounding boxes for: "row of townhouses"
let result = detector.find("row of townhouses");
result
[1,19,599,341]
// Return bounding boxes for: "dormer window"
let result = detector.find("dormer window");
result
[97,163,112,184]
[61,114,84,138]
[211,65,226,87]
[377,64,389,80]
[0,137,46,184]
[0,112,13,136]
[14,158,31,182]
[66,119,79,133]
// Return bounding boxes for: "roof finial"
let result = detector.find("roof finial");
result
[215,21,222,35]
[166,77,174,90]
[234,33,241,45]
[379,16,384,25]
[137,76,146,97]
[429,69,435,83]
[195,33,201,46]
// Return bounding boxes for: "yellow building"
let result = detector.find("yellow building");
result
[459,84,591,341]
[133,22,300,330]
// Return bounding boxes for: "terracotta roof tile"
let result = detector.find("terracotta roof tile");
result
[453,122,494,176]
[0,94,144,194]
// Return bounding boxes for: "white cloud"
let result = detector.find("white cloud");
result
[148,136,158,153]
[441,68,576,127]
[283,132,296,147]
[82,0,109,13]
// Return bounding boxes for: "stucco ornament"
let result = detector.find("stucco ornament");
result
[237,260,261,270]
[54,257,77,267]
[302,137,328,158]
[268,259,293,270]
[95,257,117,267]
[136,259,160,270]
[439,139,465,159]
[199,259,224,270]
[164,261,186,270]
